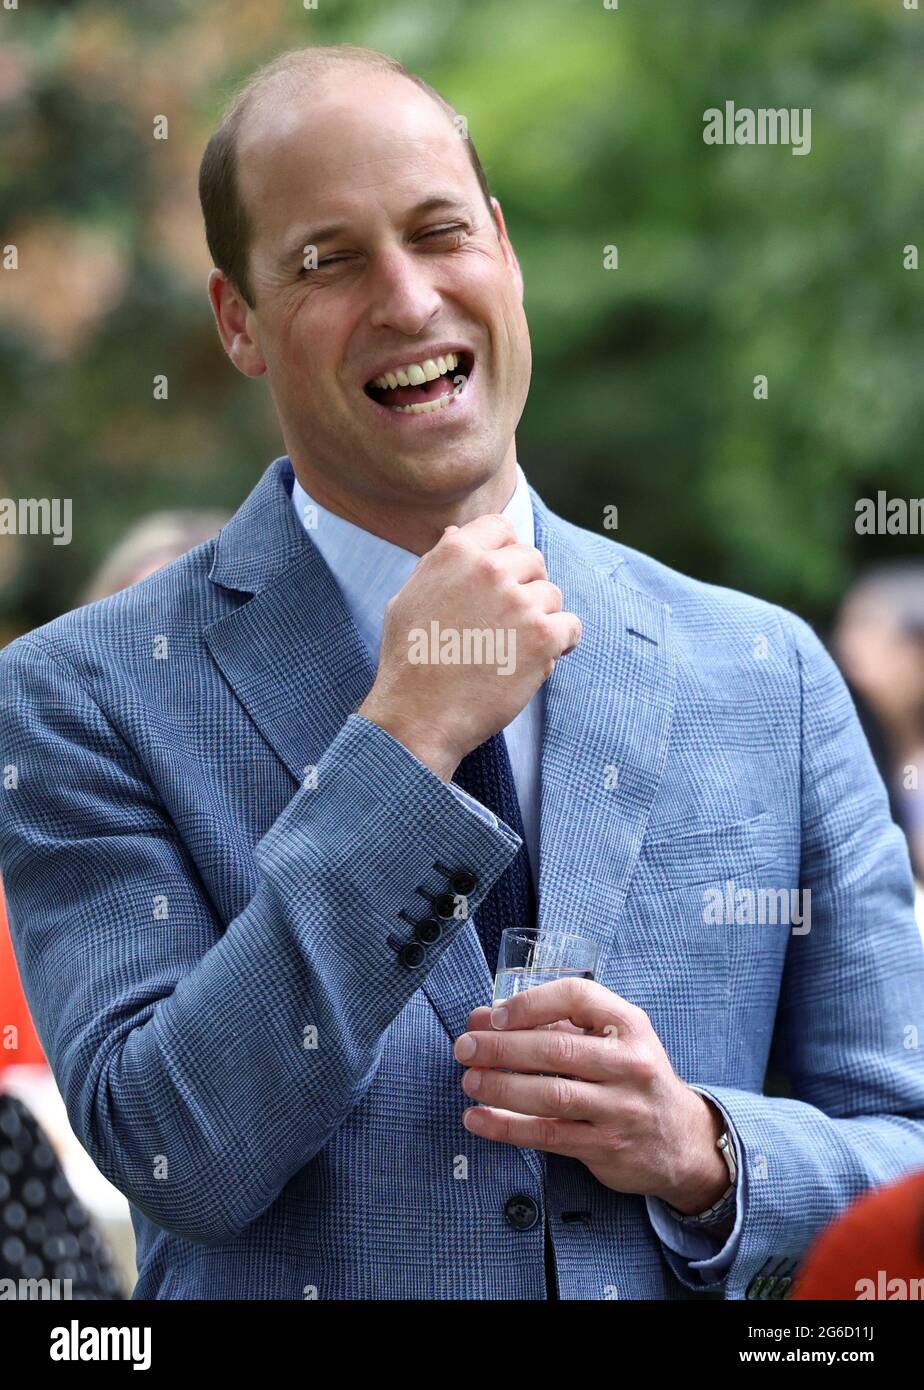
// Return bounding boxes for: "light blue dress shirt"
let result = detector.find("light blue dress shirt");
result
[290,462,743,1284]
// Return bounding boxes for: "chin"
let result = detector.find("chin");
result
[395,452,503,500]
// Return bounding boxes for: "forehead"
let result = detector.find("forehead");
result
[236,72,477,248]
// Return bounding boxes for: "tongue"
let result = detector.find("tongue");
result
[377,373,456,408]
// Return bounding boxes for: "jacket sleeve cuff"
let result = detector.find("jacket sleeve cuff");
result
[645,1087,746,1287]
[447,780,501,833]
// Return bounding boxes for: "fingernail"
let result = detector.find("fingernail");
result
[454,1034,476,1061]
[465,1070,482,1094]
[490,1005,509,1029]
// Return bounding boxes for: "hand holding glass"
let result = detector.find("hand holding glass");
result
[493,928,599,1006]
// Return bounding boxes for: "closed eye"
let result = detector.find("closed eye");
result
[301,225,469,274]
[418,223,468,241]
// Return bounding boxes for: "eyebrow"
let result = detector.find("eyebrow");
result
[280,194,474,264]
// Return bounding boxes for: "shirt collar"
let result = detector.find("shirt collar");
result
[291,462,535,662]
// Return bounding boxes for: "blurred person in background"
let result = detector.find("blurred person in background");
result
[78,510,232,606]
[0,1091,125,1299]
[832,563,924,886]
[1,507,228,1298]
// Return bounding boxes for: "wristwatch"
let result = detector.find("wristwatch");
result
[668,1129,738,1227]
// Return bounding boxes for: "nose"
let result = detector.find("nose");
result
[367,245,442,336]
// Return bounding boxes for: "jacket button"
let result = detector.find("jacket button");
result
[433,891,459,920]
[504,1194,540,1231]
[398,942,427,970]
[450,870,477,896]
[414,918,442,946]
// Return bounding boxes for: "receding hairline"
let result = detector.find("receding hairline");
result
[226,47,470,172]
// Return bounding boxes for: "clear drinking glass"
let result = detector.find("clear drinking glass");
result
[492,928,599,1007]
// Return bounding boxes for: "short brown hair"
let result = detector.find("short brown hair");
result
[198,44,495,308]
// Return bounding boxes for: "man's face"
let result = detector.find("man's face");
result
[229,72,532,510]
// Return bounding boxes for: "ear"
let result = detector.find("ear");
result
[489,197,524,301]
[207,269,267,378]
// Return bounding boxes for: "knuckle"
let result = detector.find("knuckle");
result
[523,610,552,643]
[536,1118,559,1149]
[486,1068,507,1103]
[626,1000,650,1029]
[550,1030,578,1069]
[632,1049,659,1085]
[517,543,546,577]
[476,551,504,581]
[549,1077,574,1112]
[510,583,533,612]
[440,530,465,553]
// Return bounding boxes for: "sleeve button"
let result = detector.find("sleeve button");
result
[433,891,459,920]
[398,942,427,969]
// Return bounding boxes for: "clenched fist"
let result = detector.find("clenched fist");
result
[357,513,581,779]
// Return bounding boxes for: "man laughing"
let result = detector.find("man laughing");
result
[1,45,922,1301]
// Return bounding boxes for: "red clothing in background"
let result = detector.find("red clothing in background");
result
[0,876,46,1073]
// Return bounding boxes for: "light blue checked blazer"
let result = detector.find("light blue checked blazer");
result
[1,454,923,1301]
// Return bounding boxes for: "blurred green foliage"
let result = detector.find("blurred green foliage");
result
[1,0,922,632]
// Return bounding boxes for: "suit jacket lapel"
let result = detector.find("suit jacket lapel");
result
[204,457,377,784]
[530,492,676,978]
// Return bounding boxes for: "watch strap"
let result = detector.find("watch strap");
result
[666,1129,738,1227]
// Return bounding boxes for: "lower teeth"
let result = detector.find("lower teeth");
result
[388,375,467,414]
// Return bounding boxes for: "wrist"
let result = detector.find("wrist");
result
[356,697,461,782]
[658,1091,730,1215]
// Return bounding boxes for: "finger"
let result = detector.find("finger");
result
[451,513,519,549]
[490,976,638,1037]
[543,610,583,657]
[462,1065,606,1122]
[518,578,563,613]
[465,1007,585,1034]
[490,544,548,584]
[455,1026,620,1082]
[462,1105,591,1158]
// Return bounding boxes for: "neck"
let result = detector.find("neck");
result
[290,448,520,557]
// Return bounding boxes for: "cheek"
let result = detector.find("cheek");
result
[448,247,514,312]
[270,305,344,393]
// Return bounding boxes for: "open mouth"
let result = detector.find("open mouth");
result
[363,350,474,416]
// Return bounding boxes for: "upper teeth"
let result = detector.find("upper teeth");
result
[371,352,460,390]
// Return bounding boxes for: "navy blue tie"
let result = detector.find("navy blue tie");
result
[451,731,537,980]
[452,731,558,1297]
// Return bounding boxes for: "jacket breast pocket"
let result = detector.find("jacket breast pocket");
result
[631,810,783,893]
[599,812,787,1083]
